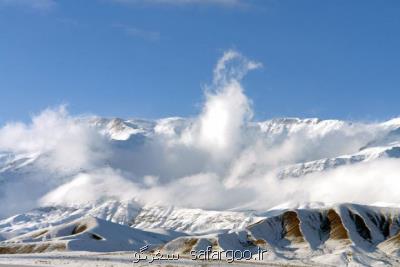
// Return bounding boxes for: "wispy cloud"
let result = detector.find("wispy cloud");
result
[113,23,161,41]
[0,0,56,10]
[111,0,247,8]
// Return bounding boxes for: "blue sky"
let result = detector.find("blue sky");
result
[0,0,399,123]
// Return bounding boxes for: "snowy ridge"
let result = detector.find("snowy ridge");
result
[1,216,182,253]
[2,115,400,265]
[161,203,400,266]
[0,201,140,240]
[2,203,400,265]
[0,152,40,174]
[1,116,400,179]
[61,116,400,179]
[278,144,400,178]
[89,117,156,141]
[131,206,264,234]
[0,202,264,240]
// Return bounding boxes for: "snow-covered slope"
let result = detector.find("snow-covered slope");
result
[0,203,264,241]
[1,116,400,265]
[3,204,400,266]
[160,204,400,266]
[0,201,140,240]
[1,216,182,253]
[278,144,400,178]
[2,116,400,180]
[131,206,264,234]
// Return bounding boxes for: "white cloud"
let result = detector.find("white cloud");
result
[0,105,108,171]
[181,50,260,160]
[1,50,400,217]
[0,0,55,10]
[40,168,141,206]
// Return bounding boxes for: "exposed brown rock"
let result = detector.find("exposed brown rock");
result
[384,232,400,247]
[282,211,304,243]
[182,238,198,254]
[252,239,267,246]
[377,231,400,254]
[0,242,66,254]
[31,229,48,239]
[326,209,349,240]
[389,216,400,237]
[72,224,88,235]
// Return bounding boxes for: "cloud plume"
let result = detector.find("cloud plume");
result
[0,50,400,218]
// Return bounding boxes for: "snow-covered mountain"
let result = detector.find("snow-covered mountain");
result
[161,203,400,266]
[86,116,400,179]
[1,115,400,214]
[3,203,400,265]
[1,115,400,265]
[2,116,400,180]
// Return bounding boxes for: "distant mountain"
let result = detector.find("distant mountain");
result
[3,116,400,177]
[2,116,400,265]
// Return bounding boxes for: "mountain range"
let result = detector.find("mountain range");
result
[1,116,400,265]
